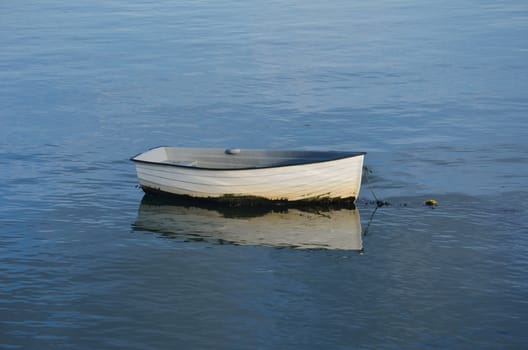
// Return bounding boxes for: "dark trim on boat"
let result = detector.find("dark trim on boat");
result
[140,186,357,210]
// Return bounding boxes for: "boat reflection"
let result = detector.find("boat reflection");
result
[133,195,363,250]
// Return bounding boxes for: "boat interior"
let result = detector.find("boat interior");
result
[133,147,364,170]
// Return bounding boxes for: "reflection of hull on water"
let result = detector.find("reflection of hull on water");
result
[134,195,362,250]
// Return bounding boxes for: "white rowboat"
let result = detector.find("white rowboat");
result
[131,147,366,202]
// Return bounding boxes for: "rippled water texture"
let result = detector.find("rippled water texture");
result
[1,0,527,349]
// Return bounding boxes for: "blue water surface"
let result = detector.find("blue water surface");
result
[1,0,527,349]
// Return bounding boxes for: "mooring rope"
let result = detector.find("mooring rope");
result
[362,166,387,207]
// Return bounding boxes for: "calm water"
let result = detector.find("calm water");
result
[1,0,528,348]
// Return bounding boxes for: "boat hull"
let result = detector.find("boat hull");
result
[133,152,364,202]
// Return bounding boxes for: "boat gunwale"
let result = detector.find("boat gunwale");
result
[130,147,366,172]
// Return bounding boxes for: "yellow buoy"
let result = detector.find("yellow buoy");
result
[425,199,438,206]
